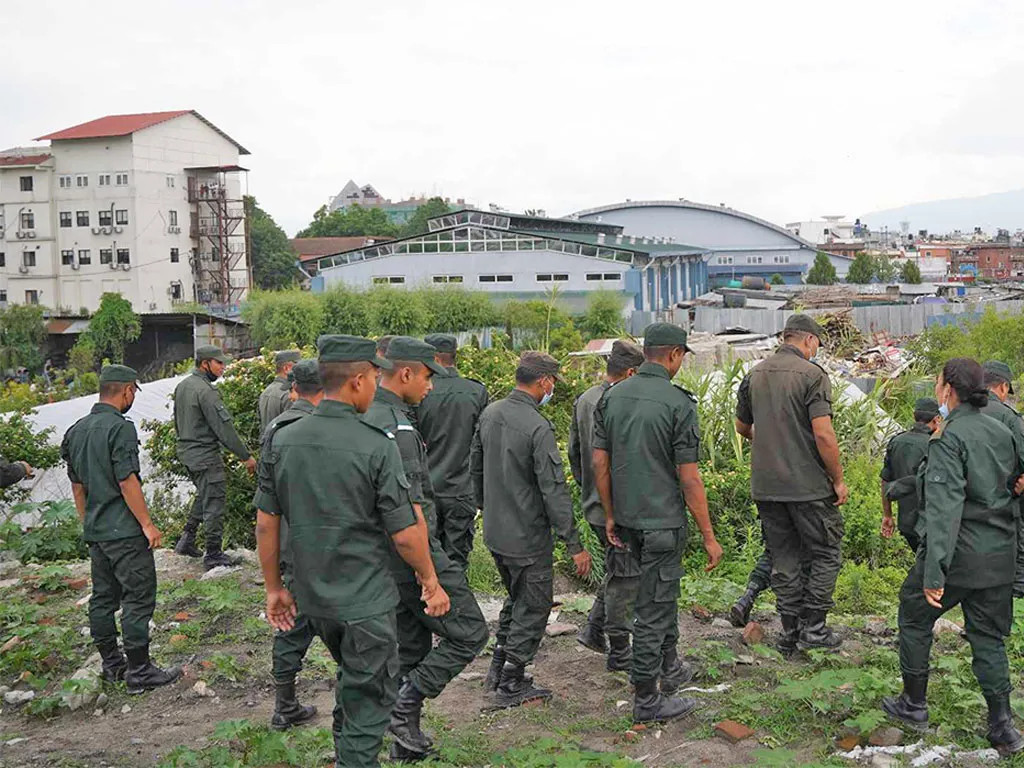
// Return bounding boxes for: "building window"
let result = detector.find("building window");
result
[166,176,175,188]
[432,275,463,283]
[170,247,179,263]
[170,282,182,300]
[746,255,763,264]
[0,253,5,267]
[61,250,74,266]
[59,175,72,189]
[19,176,32,192]
[76,175,89,188]
[479,274,513,283]
[78,249,91,265]
[372,276,404,284]
[25,291,38,305]
[22,251,36,267]
[98,210,112,227]
[168,210,178,227]
[98,174,110,186]
[115,173,128,186]
[76,211,89,227]
[586,272,622,281]
[0,291,6,303]
[717,256,734,265]
[116,249,130,265]
[115,209,128,225]
[536,273,569,282]
[60,211,72,227]
[20,212,34,229]
[100,249,112,265]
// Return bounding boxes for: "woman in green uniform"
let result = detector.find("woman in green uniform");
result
[882,358,1024,755]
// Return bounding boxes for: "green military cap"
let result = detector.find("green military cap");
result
[99,364,141,390]
[287,359,321,387]
[274,350,301,367]
[317,334,392,369]
[914,397,940,420]
[783,314,825,339]
[983,360,1015,394]
[386,336,448,375]
[609,339,644,369]
[642,322,692,351]
[424,333,458,354]
[518,350,563,381]
[196,344,231,364]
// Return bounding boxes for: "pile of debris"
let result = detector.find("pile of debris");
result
[786,286,857,310]
[816,310,866,358]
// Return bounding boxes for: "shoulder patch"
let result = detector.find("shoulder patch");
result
[360,419,396,440]
[466,376,487,389]
[672,384,698,404]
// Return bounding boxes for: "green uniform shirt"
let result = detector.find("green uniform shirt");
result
[254,399,417,621]
[592,362,699,530]
[258,377,291,432]
[881,423,932,529]
[979,392,1024,440]
[569,381,610,527]
[736,345,834,502]
[920,404,1024,590]
[417,367,489,499]
[61,403,143,543]
[173,370,251,470]
[471,389,583,558]
[364,387,452,583]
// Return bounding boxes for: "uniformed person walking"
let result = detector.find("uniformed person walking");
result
[735,314,847,653]
[882,358,1024,756]
[880,398,941,551]
[593,324,723,724]
[418,333,489,570]
[173,345,257,569]
[364,337,488,761]
[258,350,301,431]
[570,339,644,670]
[979,361,1024,597]
[471,351,592,709]
[254,335,450,768]
[256,360,321,731]
[61,365,182,693]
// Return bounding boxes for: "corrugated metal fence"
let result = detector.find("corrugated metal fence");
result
[693,301,1024,336]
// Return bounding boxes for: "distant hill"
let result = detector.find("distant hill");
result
[863,188,1024,235]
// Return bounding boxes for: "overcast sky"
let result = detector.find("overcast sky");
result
[5,0,1024,235]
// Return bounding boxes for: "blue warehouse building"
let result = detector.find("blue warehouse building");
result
[311,209,712,313]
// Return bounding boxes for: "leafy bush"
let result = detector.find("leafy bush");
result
[320,286,373,337]
[243,290,324,349]
[83,292,141,364]
[0,501,88,563]
[911,306,1024,383]
[578,290,625,340]
[0,414,61,506]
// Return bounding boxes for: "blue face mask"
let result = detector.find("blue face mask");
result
[539,380,553,407]
[938,402,949,418]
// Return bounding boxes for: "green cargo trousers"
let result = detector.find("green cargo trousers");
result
[436,496,477,571]
[88,536,156,651]
[492,550,553,666]
[757,499,843,616]
[272,566,314,685]
[309,611,399,768]
[617,526,685,685]
[396,555,488,697]
[183,463,227,553]
[898,555,1013,696]
[584,524,641,643]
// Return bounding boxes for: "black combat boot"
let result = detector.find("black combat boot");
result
[490,662,552,710]
[729,585,762,628]
[389,679,434,754]
[270,679,318,730]
[607,636,632,672]
[577,622,608,654]
[778,613,801,656]
[389,740,431,763]
[125,645,182,695]
[632,678,699,724]
[881,673,929,731]
[986,692,1024,756]
[659,647,694,695]
[96,639,127,683]
[174,525,202,558]
[798,609,842,651]
[203,550,239,570]
[484,646,506,692]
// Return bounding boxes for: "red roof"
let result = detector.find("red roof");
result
[291,237,394,262]
[35,110,249,154]
[0,153,51,167]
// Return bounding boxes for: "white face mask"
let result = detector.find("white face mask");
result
[539,379,554,406]
[938,402,950,418]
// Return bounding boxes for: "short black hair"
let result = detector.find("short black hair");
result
[941,357,988,408]
[381,360,428,379]
[435,351,456,367]
[643,344,682,362]
[515,365,543,385]
[99,381,131,399]
[319,360,372,392]
[914,409,936,424]
[782,329,813,344]
[294,381,322,398]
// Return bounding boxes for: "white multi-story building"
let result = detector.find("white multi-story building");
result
[0,110,250,314]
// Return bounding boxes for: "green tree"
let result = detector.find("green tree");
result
[0,304,48,373]
[82,293,141,364]
[846,252,875,284]
[873,254,897,283]
[420,286,497,332]
[68,337,96,374]
[368,286,428,336]
[242,290,323,348]
[296,204,398,239]
[399,197,451,237]
[899,260,922,284]
[806,252,837,285]
[320,286,373,336]
[578,290,625,339]
[770,273,785,285]
[245,196,297,290]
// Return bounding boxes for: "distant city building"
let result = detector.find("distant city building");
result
[0,110,250,314]
[575,200,852,285]
[327,180,468,225]
[785,215,866,245]
[312,208,712,314]
[953,244,1024,280]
